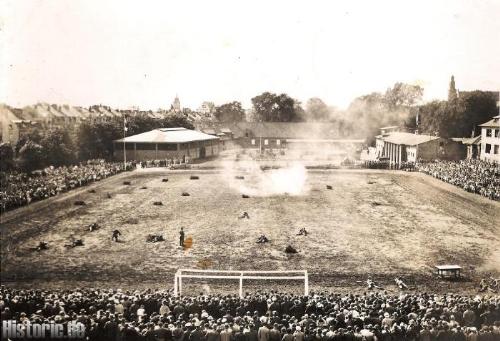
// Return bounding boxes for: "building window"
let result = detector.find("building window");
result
[494,145,499,154]
[486,129,492,137]
[264,139,268,145]
[251,139,255,145]
[276,139,280,145]
[485,144,491,153]
[495,129,499,138]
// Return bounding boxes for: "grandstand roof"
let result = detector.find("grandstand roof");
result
[479,115,500,128]
[115,128,219,144]
[383,132,440,146]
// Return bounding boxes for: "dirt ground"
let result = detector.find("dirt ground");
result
[1,168,499,294]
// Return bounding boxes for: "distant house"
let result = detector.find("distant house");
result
[197,101,215,115]
[0,104,40,146]
[376,131,465,164]
[452,136,481,160]
[479,115,500,163]
[113,127,220,161]
[194,122,364,151]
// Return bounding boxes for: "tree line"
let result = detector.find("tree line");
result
[1,113,193,173]
[212,85,497,145]
[2,81,496,173]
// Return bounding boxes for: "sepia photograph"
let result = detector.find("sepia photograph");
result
[1,0,499,340]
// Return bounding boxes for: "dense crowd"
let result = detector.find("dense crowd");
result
[417,159,500,201]
[138,158,190,169]
[0,160,133,212]
[1,287,499,341]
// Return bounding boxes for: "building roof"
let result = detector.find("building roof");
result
[59,105,81,118]
[115,127,219,143]
[0,104,23,121]
[383,132,440,146]
[202,128,216,135]
[452,136,481,145]
[47,105,65,117]
[479,115,500,128]
[194,122,360,139]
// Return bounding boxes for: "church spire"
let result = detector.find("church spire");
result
[172,94,181,112]
[448,75,458,103]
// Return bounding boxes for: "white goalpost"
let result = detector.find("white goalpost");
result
[174,269,309,298]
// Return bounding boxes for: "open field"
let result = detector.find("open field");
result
[1,168,499,294]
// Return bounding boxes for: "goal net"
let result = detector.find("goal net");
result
[174,269,309,297]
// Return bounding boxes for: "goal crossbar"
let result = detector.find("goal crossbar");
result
[174,269,309,298]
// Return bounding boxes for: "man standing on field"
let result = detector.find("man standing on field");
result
[179,227,185,247]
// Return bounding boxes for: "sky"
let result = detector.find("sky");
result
[1,0,499,110]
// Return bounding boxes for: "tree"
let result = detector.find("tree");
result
[455,91,498,137]
[384,82,424,110]
[0,143,15,172]
[417,91,497,138]
[160,114,194,130]
[214,101,245,122]
[77,120,122,160]
[15,130,42,154]
[416,100,451,137]
[305,97,330,121]
[40,128,76,167]
[251,92,303,122]
[16,140,45,173]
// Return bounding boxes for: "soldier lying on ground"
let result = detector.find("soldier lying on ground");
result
[65,238,84,248]
[35,241,48,251]
[367,278,384,290]
[297,228,308,236]
[256,234,269,243]
[395,277,409,289]
[146,234,165,243]
[88,223,100,232]
[239,211,250,219]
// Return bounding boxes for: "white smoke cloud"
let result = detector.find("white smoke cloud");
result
[223,160,308,197]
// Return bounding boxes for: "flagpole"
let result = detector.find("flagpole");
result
[123,116,127,169]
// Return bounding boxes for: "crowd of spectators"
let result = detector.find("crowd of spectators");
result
[417,159,500,201]
[1,287,499,341]
[362,161,391,169]
[0,160,133,212]
[138,158,190,169]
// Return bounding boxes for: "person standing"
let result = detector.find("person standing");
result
[179,227,185,247]
[258,324,270,341]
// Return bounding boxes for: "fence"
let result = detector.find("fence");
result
[174,269,309,298]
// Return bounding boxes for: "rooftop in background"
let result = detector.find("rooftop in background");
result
[382,132,440,146]
[479,115,500,128]
[452,136,481,145]
[195,122,363,140]
[114,127,219,144]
